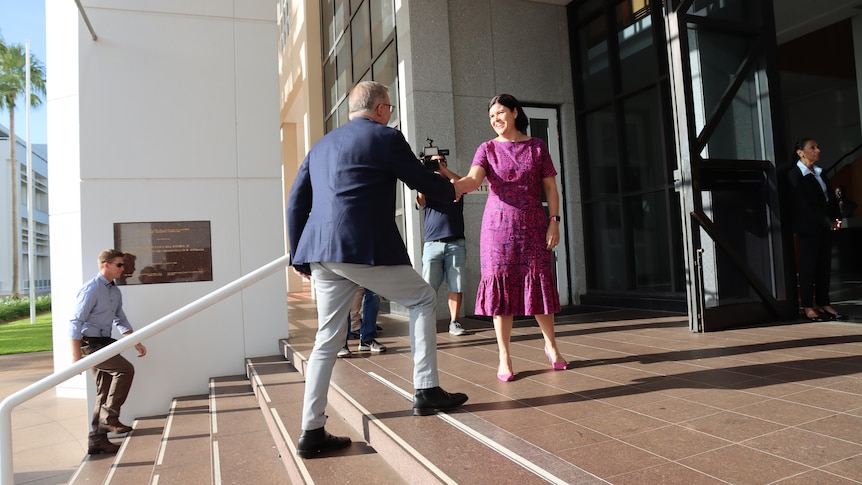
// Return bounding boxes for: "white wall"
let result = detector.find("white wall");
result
[46,0,287,421]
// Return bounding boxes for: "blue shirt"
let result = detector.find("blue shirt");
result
[422,195,465,242]
[69,274,134,340]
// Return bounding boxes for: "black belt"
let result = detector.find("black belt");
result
[81,336,115,346]
[431,236,461,243]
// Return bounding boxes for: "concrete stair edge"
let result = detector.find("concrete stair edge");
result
[277,339,448,484]
[149,394,213,484]
[209,375,293,484]
[244,359,311,485]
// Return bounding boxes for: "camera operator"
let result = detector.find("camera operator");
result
[416,155,469,336]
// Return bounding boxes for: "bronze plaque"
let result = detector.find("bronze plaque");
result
[113,221,213,285]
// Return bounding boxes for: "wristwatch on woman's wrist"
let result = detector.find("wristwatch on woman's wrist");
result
[549,215,561,222]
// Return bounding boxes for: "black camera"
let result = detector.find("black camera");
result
[419,138,449,172]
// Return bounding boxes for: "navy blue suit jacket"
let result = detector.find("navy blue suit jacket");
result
[288,117,456,273]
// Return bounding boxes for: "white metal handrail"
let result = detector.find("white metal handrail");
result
[0,253,291,484]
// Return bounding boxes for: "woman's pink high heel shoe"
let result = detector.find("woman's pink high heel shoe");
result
[544,347,567,370]
[497,361,514,382]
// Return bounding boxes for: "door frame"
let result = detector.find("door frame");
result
[523,106,571,306]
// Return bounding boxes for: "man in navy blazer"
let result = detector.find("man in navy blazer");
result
[287,81,469,458]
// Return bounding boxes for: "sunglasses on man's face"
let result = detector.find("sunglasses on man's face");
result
[112,262,124,268]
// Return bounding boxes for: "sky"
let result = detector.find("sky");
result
[0,0,48,144]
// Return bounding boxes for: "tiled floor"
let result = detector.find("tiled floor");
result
[290,287,862,484]
[0,352,88,485]
[3,292,862,484]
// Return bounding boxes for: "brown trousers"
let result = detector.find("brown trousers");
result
[82,343,135,437]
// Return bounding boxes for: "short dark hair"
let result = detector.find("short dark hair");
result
[98,249,126,267]
[488,94,529,133]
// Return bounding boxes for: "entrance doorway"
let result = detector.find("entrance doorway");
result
[523,106,570,306]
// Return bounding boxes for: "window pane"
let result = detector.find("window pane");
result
[584,107,619,198]
[626,191,671,291]
[706,64,763,160]
[371,0,395,54]
[688,29,751,136]
[337,101,349,127]
[580,13,612,108]
[617,1,657,92]
[587,200,626,290]
[324,55,336,114]
[322,0,349,55]
[351,2,371,81]
[622,88,666,191]
[336,34,352,102]
[373,42,398,123]
[687,0,761,26]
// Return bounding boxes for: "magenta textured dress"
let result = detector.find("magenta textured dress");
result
[472,138,561,316]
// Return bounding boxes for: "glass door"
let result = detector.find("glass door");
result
[666,0,795,330]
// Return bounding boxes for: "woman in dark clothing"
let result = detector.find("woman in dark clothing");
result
[787,138,847,321]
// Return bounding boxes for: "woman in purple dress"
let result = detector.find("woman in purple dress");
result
[454,94,566,381]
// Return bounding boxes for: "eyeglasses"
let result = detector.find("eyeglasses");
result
[378,103,395,113]
[114,263,124,268]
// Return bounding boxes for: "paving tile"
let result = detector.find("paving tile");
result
[574,409,668,439]
[680,411,786,442]
[742,427,862,467]
[679,444,809,484]
[627,396,723,424]
[732,398,835,426]
[772,469,860,484]
[799,413,862,445]
[609,462,727,485]
[780,387,862,412]
[821,453,862,482]
[621,424,729,460]
[555,439,668,478]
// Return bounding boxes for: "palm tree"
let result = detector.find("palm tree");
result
[0,35,47,297]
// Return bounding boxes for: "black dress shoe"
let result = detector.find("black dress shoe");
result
[824,311,848,321]
[413,386,468,416]
[806,314,826,322]
[87,435,121,455]
[296,427,351,458]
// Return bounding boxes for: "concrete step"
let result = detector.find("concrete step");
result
[245,355,406,484]
[209,375,291,484]
[68,415,166,485]
[104,414,166,484]
[150,394,212,484]
[275,339,561,484]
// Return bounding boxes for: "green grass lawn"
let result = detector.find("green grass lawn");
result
[0,313,53,355]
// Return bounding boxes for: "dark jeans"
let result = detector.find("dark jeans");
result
[345,288,380,343]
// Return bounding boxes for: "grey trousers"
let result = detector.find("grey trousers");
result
[301,262,439,430]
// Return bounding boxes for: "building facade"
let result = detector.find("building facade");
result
[281,0,862,331]
[45,0,862,415]
[0,124,50,298]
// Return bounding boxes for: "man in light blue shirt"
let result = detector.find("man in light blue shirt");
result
[70,249,147,455]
